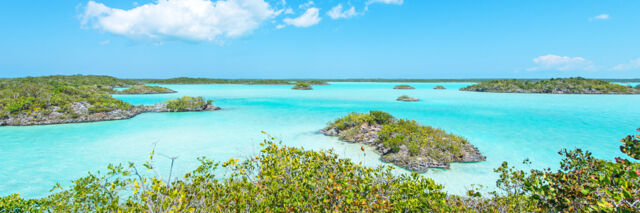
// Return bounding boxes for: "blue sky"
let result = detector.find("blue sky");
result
[1,0,639,79]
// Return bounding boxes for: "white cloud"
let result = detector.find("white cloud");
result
[611,58,640,71]
[80,0,276,42]
[276,24,285,29]
[363,0,402,14]
[99,39,110,45]
[283,7,321,27]
[591,14,610,20]
[366,0,403,5]
[284,8,293,14]
[527,54,596,71]
[274,7,293,16]
[299,1,314,9]
[328,4,358,19]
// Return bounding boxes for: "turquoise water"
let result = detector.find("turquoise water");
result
[1,82,639,198]
[613,82,640,87]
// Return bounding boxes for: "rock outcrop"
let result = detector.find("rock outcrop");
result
[396,96,419,102]
[321,111,485,173]
[393,85,415,89]
[292,82,313,90]
[0,101,220,126]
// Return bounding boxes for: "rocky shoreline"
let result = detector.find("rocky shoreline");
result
[460,78,640,94]
[292,82,313,90]
[396,96,419,102]
[393,85,415,89]
[321,119,485,172]
[0,101,220,126]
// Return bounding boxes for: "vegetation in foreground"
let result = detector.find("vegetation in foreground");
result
[138,77,328,85]
[393,84,414,89]
[396,95,419,102]
[461,77,640,94]
[292,82,313,90]
[3,130,639,212]
[115,85,176,94]
[322,111,484,172]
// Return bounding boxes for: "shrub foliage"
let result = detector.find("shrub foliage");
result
[0,75,135,118]
[2,130,640,212]
[461,77,639,94]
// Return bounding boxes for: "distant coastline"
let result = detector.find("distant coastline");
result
[460,77,640,94]
[128,77,640,84]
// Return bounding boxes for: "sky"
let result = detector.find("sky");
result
[1,0,639,79]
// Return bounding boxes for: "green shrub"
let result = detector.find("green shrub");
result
[369,110,393,125]
[5,97,34,114]
[292,82,312,90]
[0,193,41,213]
[0,75,135,116]
[494,128,640,212]
[620,129,640,159]
[2,130,640,212]
[327,111,390,130]
[116,85,175,94]
[377,119,467,157]
[165,96,207,112]
[1,136,458,212]
[461,77,639,94]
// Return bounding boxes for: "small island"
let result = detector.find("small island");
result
[434,85,446,90]
[396,95,419,102]
[115,85,176,94]
[393,84,415,89]
[0,75,219,126]
[321,111,485,172]
[292,82,313,90]
[461,77,640,94]
[162,96,220,112]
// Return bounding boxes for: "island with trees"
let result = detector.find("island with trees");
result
[321,111,485,172]
[393,84,415,89]
[460,77,640,94]
[434,85,446,89]
[0,75,219,126]
[396,95,419,102]
[292,82,313,90]
[115,85,176,94]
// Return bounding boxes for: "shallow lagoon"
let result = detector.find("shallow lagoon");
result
[1,82,640,198]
